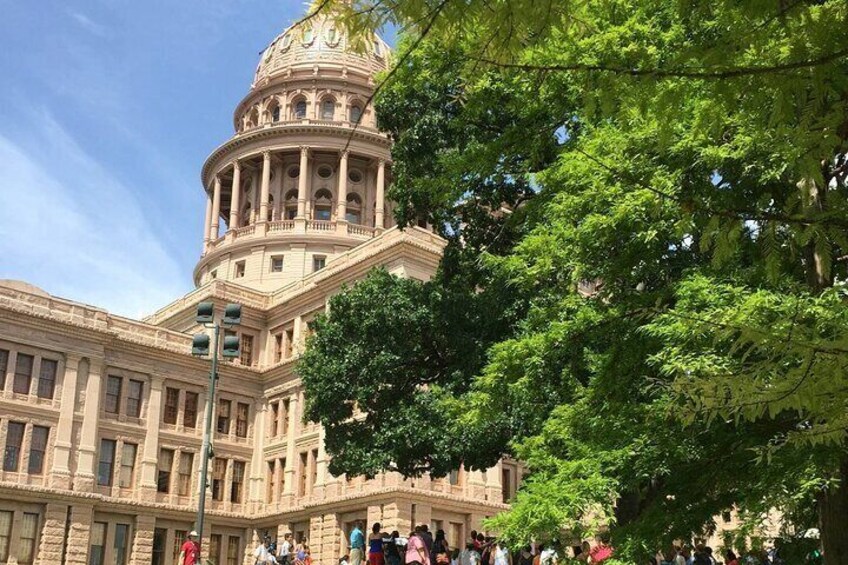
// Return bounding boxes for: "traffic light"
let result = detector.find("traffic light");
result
[196,302,214,324]
[223,303,242,325]
[192,333,210,356]
[222,334,240,358]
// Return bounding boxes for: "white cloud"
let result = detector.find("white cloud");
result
[0,110,188,318]
[69,11,111,39]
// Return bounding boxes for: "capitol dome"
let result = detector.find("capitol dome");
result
[253,13,391,88]
[195,6,397,292]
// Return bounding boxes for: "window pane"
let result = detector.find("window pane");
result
[89,522,106,565]
[184,392,198,429]
[178,452,194,496]
[0,510,12,562]
[126,380,143,418]
[105,376,122,414]
[157,449,174,493]
[227,536,240,565]
[217,400,231,434]
[18,513,38,565]
[114,524,130,565]
[3,421,25,472]
[173,531,187,564]
[37,359,57,399]
[164,387,179,425]
[236,403,249,438]
[152,529,167,565]
[209,535,222,565]
[231,461,245,503]
[239,335,253,367]
[0,350,8,383]
[28,425,49,474]
[98,439,116,486]
[13,353,33,395]
[119,443,137,488]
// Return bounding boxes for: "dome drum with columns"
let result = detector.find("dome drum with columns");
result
[197,13,395,291]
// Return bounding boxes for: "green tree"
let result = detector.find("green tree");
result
[299,0,848,561]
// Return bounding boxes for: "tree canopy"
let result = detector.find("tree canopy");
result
[299,0,848,561]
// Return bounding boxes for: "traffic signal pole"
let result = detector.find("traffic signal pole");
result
[195,321,219,545]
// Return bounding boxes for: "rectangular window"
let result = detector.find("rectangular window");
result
[184,392,199,429]
[178,452,194,496]
[119,443,137,488]
[231,460,246,503]
[298,452,308,496]
[312,256,326,272]
[227,536,240,565]
[90,522,107,565]
[448,468,460,486]
[284,329,294,359]
[98,439,116,486]
[28,425,49,474]
[0,349,8,390]
[114,523,130,565]
[173,531,188,565]
[37,358,57,399]
[0,511,11,562]
[13,353,34,395]
[270,256,284,273]
[270,403,279,437]
[164,387,179,425]
[18,512,38,565]
[209,535,222,565]
[234,260,246,278]
[152,528,167,565]
[217,400,231,435]
[157,448,174,493]
[273,333,283,364]
[235,402,249,438]
[3,421,25,472]
[501,467,514,502]
[212,459,227,501]
[239,335,253,367]
[281,399,290,436]
[311,448,318,487]
[126,380,143,418]
[267,461,277,502]
[280,457,286,493]
[105,375,122,414]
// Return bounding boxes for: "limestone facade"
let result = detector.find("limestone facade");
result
[0,10,518,565]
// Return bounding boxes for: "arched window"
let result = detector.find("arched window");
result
[314,189,333,221]
[284,190,298,220]
[325,28,338,46]
[346,193,362,224]
[271,104,280,122]
[302,27,314,46]
[321,99,335,120]
[350,105,362,124]
[267,194,275,221]
[294,100,307,120]
[241,203,252,226]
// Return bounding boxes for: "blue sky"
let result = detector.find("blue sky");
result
[0,0,332,318]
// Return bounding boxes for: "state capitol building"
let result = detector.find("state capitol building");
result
[0,10,521,565]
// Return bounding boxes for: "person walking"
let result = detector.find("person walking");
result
[279,534,293,565]
[255,536,273,565]
[385,531,403,565]
[492,541,511,565]
[369,523,387,565]
[433,530,451,565]
[350,523,366,565]
[406,527,429,565]
[178,531,200,565]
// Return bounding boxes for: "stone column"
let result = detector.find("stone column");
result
[229,161,242,230]
[296,147,310,219]
[203,191,213,251]
[382,501,412,538]
[320,513,341,565]
[249,399,267,511]
[314,426,328,498]
[65,505,94,565]
[36,503,69,565]
[73,359,103,492]
[51,354,81,490]
[210,176,222,240]
[260,151,272,223]
[283,394,298,496]
[375,160,386,230]
[336,150,349,222]
[367,505,383,530]
[485,462,503,502]
[139,376,164,497]
[129,515,156,565]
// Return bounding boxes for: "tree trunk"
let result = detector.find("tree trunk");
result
[819,455,848,564]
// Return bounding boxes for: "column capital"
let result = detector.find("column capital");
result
[338,149,350,158]
[263,150,272,160]
[377,159,386,167]
[299,145,310,156]
[232,159,241,172]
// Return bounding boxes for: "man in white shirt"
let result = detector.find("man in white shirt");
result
[255,537,272,565]
[279,534,292,565]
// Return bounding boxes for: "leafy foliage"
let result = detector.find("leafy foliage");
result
[299,0,848,560]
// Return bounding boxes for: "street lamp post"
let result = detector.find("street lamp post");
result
[191,301,242,551]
